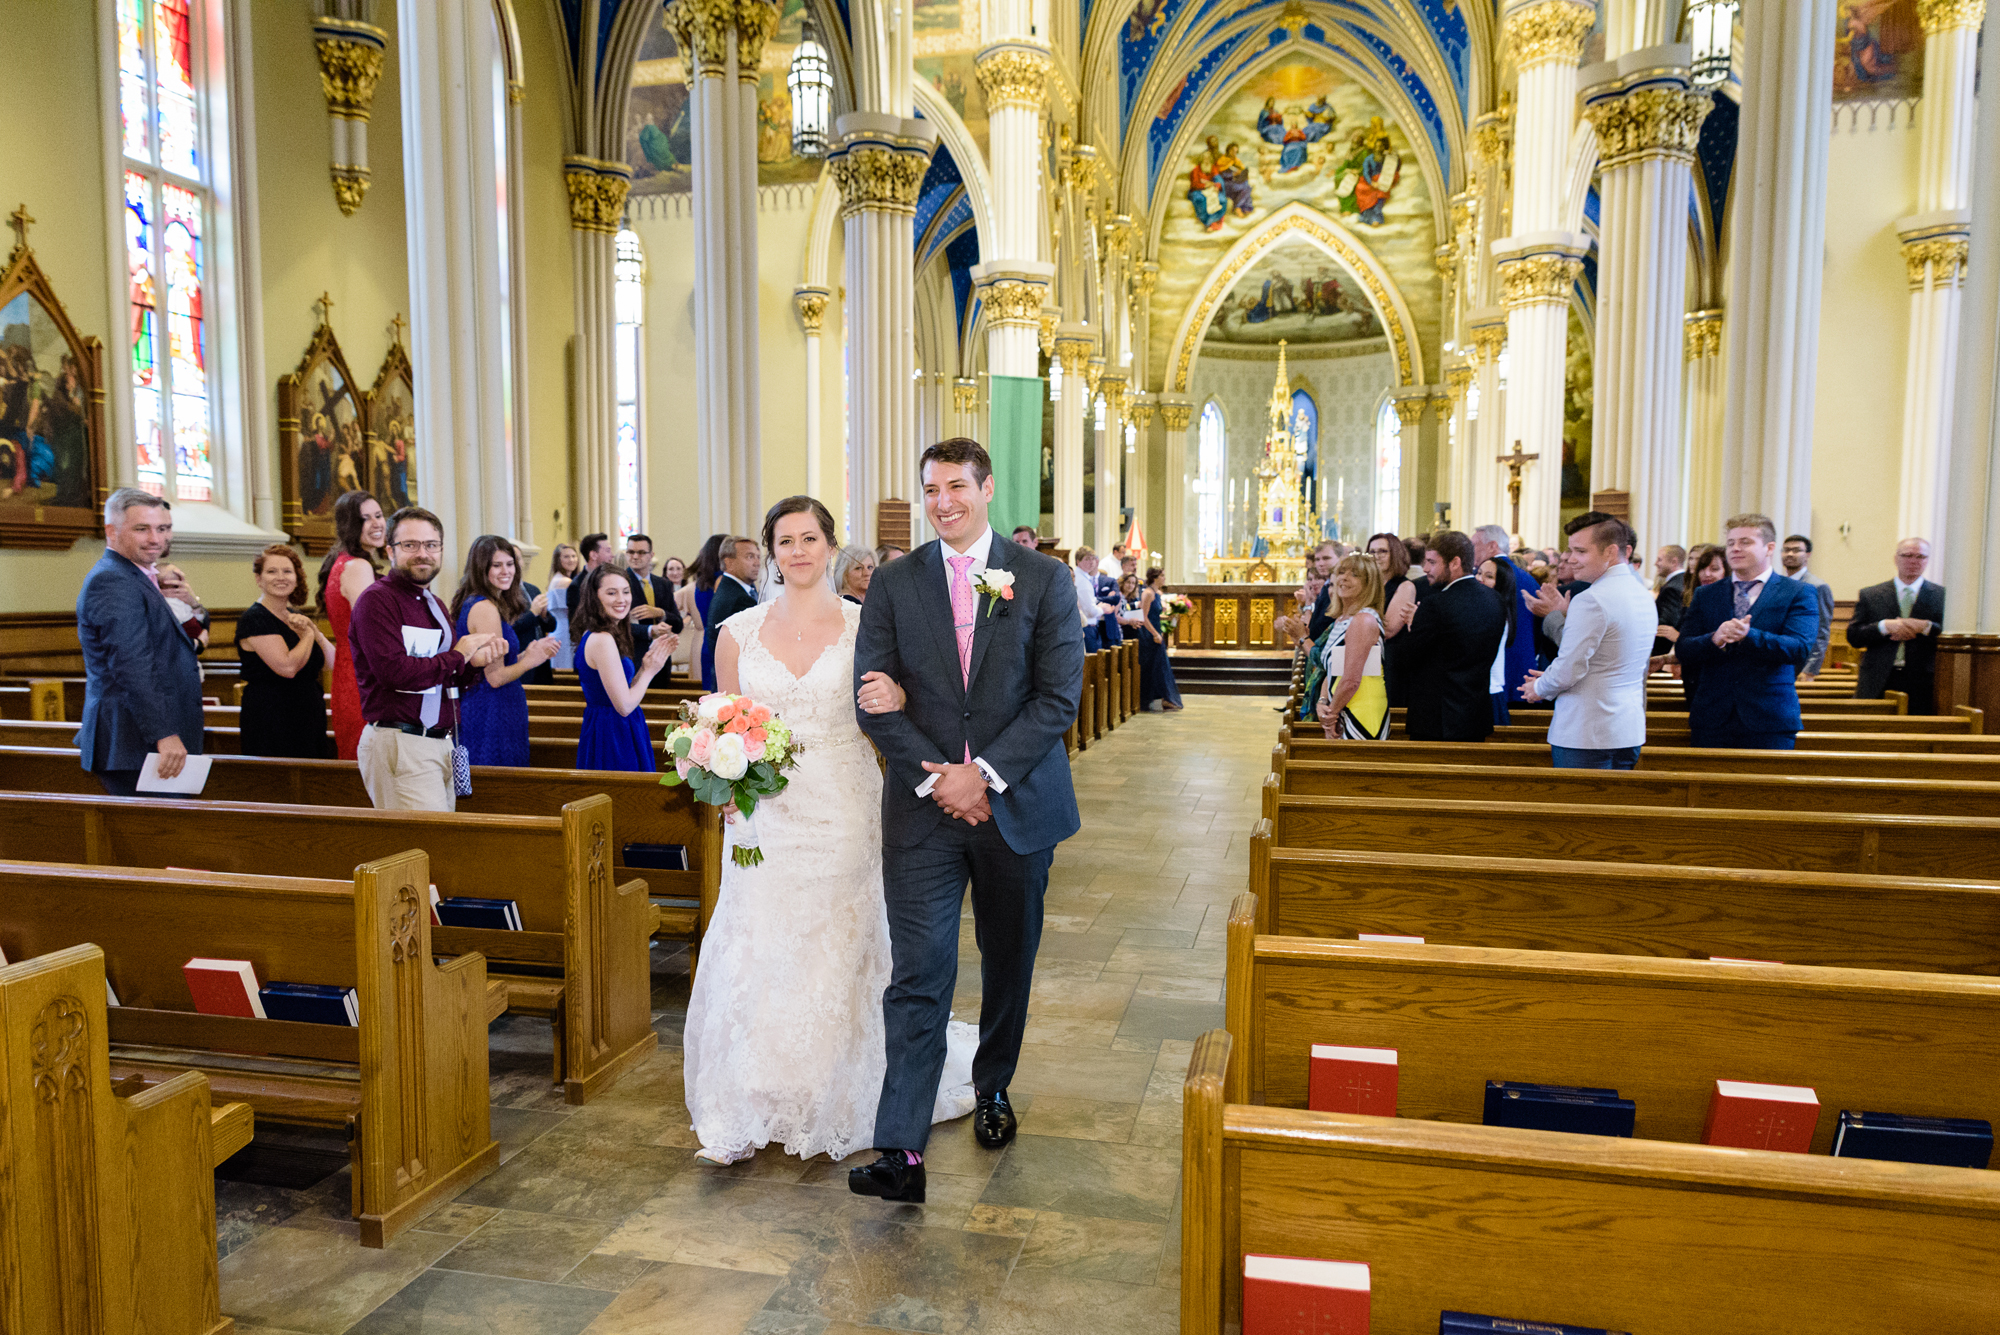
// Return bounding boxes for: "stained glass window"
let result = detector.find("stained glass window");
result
[1197,402,1225,565]
[119,0,212,500]
[1374,399,1401,539]
[614,227,645,540]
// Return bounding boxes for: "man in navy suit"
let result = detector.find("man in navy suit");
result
[1673,513,1819,749]
[76,488,205,794]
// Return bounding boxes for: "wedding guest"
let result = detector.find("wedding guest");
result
[1474,524,1539,704]
[510,569,556,687]
[688,533,729,689]
[1653,544,1686,591]
[78,489,203,795]
[1849,537,1945,713]
[1280,541,1336,641]
[1520,513,1655,769]
[545,542,581,671]
[1402,535,1428,582]
[1366,531,1423,707]
[1673,513,1818,749]
[236,543,335,758]
[1310,553,1388,741]
[1010,525,1040,549]
[874,543,907,566]
[833,545,876,604]
[1780,533,1835,681]
[1476,555,1518,725]
[348,507,504,811]
[676,543,714,679]
[1092,551,1124,649]
[1072,547,1107,651]
[703,537,761,686]
[1664,542,1727,701]
[1401,530,1506,742]
[574,565,674,771]
[563,532,616,618]
[1137,567,1184,711]
[315,490,386,758]
[450,535,561,767]
[624,532,685,636]
[155,563,210,650]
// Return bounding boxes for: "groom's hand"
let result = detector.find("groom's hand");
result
[922,761,990,824]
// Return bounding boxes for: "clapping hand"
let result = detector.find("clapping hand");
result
[1711,615,1751,648]
[1524,580,1568,617]
[530,591,549,616]
[1518,667,1543,701]
[524,635,561,667]
[641,631,676,671]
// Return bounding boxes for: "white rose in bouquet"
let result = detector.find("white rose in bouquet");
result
[710,731,750,781]
[696,694,731,724]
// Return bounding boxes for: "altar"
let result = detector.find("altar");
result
[1195,341,1323,589]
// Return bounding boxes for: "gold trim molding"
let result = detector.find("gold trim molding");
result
[563,157,633,233]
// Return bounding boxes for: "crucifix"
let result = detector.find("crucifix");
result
[388,312,408,346]
[1497,438,1539,543]
[7,204,34,251]
[314,291,335,325]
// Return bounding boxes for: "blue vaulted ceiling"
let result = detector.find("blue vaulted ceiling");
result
[915,139,981,333]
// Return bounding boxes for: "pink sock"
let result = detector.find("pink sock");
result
[903,1150,923,1166]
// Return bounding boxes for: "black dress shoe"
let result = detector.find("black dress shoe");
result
[973,1090,1017,1149]
[848,1151,925,1203]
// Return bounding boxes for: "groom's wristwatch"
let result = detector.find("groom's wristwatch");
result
[915,756,1007,798]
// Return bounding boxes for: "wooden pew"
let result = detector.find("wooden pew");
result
[1180,1030,2000,1335]
[1480,723,1999,751]
[1249,839,2000,974]
[1,944,249,1335]
[1259,785,2000,879]
[0,745,720,952]
[1273,757,2000,819]
[1223,893,2000,1146]
[1272,737,2000,782]
[0,791,656,1105]
[0,853,495,1248]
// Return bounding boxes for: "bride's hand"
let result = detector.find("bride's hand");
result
[721,800,739,824]
[857,670,906,714]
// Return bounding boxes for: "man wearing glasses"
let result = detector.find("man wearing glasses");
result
[347,506,504,810]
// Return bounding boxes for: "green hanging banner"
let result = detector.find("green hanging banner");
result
[986,374,1044,536]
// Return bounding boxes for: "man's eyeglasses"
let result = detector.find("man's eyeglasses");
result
[392,540,444,554]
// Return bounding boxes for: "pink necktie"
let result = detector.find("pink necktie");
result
[948,555,975,686]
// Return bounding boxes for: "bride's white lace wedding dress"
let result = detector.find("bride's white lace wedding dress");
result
[682,600,976,1161]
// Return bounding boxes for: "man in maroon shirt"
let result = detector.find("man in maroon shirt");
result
[348,506,504,810]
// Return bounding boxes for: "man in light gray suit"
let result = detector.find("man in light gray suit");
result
[1520,511,1655,769]
[848,438,1084,1204]
[1781,534,1835,680]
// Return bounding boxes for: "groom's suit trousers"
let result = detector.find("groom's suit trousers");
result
[874,814,1052,1152]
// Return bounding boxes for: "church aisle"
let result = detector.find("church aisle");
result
[210,694,1282,1335]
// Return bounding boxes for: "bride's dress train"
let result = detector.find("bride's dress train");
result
[682,600,975,1162]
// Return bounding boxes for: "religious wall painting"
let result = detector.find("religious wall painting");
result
[1561,301,1593,523]
[1833,0,1924,101]
[625,0,825,196]
[0,212,108,549]
[1204,239,1384,346]
[1148,57,1438,396]
[366,336,416,514]
[276,311,365,553]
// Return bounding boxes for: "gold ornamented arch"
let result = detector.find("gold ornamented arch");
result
[1166,201,1425,394]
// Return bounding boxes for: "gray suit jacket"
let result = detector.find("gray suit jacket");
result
[855,531,1084,854]
[76,550,205,773]
[1797,568,1835,676]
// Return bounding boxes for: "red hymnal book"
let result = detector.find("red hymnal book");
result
[183,958,266,1019]
[1243,1255,1370,1335]
[1703,1079,1819,1153]
[1308,1045,1398,1116]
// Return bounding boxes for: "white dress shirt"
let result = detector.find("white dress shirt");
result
[1072,565,1102,625]
[1879,577,1929,635]
[915,526,1009,798]
[1527,560,1656,749]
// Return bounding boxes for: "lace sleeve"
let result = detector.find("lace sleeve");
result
[722,603,767,651]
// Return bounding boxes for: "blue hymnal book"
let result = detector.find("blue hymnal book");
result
[1831,1111,1993,1170]
[622,843,689,871]
[434,897,523,931]
[1441,1313,1631,1334]
[1483,1081,1636,1138]
[259,982,359,1027]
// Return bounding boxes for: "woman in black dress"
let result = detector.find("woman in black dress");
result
[1366,532,1425,712]
[236,544,335,758]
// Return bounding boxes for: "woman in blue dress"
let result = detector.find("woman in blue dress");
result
[688,533,729,691]
[449,535,561,768]
[1137,566,1185,712]
[574,565,677,771]
[545,543,581,671]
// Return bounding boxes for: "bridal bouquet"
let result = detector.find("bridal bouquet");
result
[1159,592,1194,637]
[661,694,802,867]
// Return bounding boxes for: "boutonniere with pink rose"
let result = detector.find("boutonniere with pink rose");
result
[972,569,1015,616]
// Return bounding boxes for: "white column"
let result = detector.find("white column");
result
[1582,50,1709,551]
[564,159,630,536]
[1052,326,1094,547]
[1942,0,2000,633]
[1465,311,1508,537]
[1492,0,1594,547]
[1159,397,1194,581]
[670,0,774,537]
[397,0,514,544]
[1098,374,1127,549]
[1442,360,1475,528]
[974,41,1053,379]
[1719,0,1834,533]
[1895,0,1984,553]
[1682,310,1725,544]
[830,113,936,545]
[794,287,829,501]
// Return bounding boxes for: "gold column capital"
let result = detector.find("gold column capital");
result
[1683,309,1723,360]
[1159,401,1193,431]
[1038,307,1062,355]
[1919,0,1986,33]
[1468,319,1508,365]
[1129,261,1160,301]
[1503,0,1596,68]
[1585,85,1712,169]
[1392,394,1429,427]
[734,0,781,82]
[827,137,935,218]
[976,274,1049,327]
[663,0,736,77]
[1053,328,1096,376]
[1445,362,1477,398]
[1129,395,1157,429]
[1497,252,1584,308]
[1902,236,1970,289]
[952,377,980,413]
[793,286,829,334]
[974,41,1054,111]
[563,156,633,233]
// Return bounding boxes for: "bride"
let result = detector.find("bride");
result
[683,495,975,1165]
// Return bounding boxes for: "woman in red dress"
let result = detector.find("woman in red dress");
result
[314,490,386,759]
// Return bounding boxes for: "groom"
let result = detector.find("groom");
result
[848,438,1085,1203]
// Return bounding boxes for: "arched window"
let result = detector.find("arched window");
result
[1374,398,1401,537]
[613,225,645,540]
[1289,387,1318,523]
[120,0,217,501]
[1197,400,1225,564]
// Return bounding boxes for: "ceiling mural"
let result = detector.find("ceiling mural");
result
[1147,57,1438,387]
[1205,238,1385,346]
[1833,0,1924,101]
[624,0,824,196]
[913,0,990,161]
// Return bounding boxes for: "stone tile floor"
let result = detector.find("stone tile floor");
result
[215,693,1280,1334]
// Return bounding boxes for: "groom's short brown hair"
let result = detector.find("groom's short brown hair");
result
[920,437,992,486]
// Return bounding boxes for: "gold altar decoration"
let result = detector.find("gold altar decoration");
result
[1203,340,1318,585]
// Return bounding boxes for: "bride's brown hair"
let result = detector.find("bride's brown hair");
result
[760,495,839,585]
